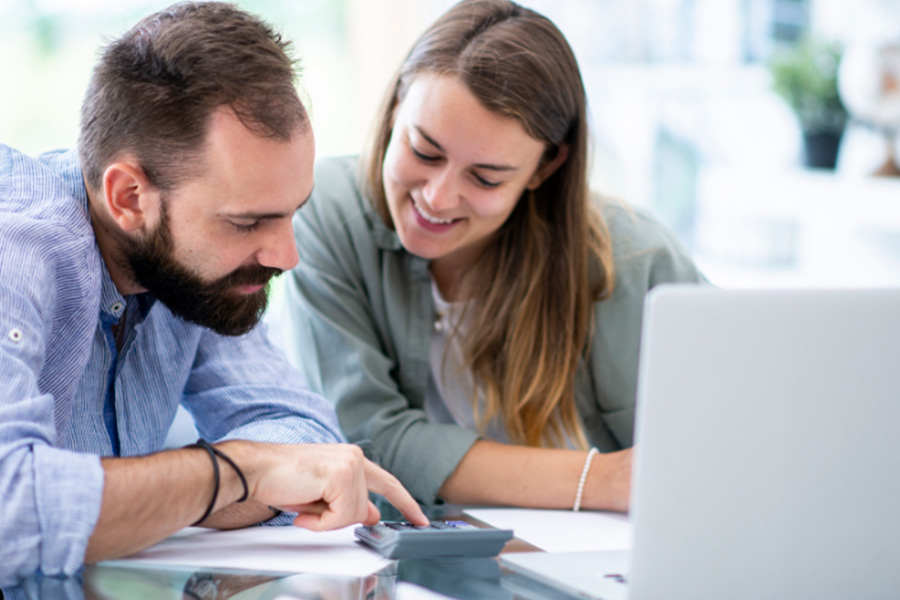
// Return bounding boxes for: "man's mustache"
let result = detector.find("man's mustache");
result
[218,264,283,288]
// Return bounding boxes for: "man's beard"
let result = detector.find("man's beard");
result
[121,203,281,336]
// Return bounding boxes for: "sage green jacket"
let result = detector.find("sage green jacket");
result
[281,156,706,504]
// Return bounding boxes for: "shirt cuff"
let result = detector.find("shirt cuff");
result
[255,511,297,527]
[218,417,344,445]
[382,423,481,505]
[33,445,104,578]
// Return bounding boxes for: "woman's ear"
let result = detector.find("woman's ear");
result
[526,144,570,190]
[102,160,157,233]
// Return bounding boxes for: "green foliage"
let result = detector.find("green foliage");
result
[770,38,848,134]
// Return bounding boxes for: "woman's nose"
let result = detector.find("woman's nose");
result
[421,168,460,213]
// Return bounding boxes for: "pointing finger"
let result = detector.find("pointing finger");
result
[363,460,429,526]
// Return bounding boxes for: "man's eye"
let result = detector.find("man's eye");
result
[232,221,261,232]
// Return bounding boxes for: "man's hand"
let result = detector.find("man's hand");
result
[87,442,426,564]
[217,442,428,530]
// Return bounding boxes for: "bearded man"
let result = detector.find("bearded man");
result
[0,2,425,587]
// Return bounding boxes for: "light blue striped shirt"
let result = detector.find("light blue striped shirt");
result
[0,144,344,586]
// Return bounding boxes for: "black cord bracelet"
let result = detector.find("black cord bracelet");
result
[208,441,249,503]
[185,439,250,526]
[186,440,220,526]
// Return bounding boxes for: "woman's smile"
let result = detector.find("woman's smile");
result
[410,194,463,231]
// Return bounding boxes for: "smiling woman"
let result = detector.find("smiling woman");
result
[381,73,566,295]
[276,0,707,513]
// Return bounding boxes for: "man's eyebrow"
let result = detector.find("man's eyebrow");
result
[220,188,313,220]
[414,125,518,172]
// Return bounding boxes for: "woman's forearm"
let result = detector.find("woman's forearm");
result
[436,440,631,512]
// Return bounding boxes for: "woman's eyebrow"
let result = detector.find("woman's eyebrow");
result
[415,125,518,172]
[414,125,444,152]
[474,162,517,172]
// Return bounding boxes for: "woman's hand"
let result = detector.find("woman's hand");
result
[585,447,632,513]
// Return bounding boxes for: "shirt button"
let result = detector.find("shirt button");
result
[8,328,23,343]
[110,302,124,314]
[433,320,444,333]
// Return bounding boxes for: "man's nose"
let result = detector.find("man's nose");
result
[257,219,299,272]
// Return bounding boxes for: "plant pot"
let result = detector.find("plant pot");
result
[802,130,844,169]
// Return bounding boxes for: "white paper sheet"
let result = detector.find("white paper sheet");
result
[395,582,456,600]
[101,525,393,577]
[464,508,633,553]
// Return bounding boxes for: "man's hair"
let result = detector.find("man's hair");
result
[78,1,308,193]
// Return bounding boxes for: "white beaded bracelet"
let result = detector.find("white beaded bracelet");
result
[573,447,599,512]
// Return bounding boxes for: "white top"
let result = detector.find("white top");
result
[423,280,582,448]
[423,281,510,443]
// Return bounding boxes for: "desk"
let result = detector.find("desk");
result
[2,507,569,600]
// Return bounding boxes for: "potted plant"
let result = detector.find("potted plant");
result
[770,38,849,169]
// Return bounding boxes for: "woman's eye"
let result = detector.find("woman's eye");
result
[410,145,440,162]
[473,173,500,188]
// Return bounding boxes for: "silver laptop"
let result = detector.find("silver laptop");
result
[502,286,900,600]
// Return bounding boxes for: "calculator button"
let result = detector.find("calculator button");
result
[444,521,469,528]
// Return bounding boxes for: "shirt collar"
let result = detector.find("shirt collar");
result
[98,267,156,322]
[98,257,128,320]
[361,196,433,280]
[366,204,404,251]
[61,154,129,322]
[69,157,156,321]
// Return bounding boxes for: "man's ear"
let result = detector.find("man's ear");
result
[101,161,158,233]
[526,144,570,190]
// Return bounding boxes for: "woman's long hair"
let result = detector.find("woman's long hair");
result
[364,0,615,448]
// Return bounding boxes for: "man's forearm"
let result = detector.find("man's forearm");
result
[84,440,429,564]
[200,498,283,530]
[85,445,247,563]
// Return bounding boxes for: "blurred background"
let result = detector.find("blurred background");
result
[2,0,900,289]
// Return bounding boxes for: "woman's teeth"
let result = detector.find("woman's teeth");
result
[414,201,455,224]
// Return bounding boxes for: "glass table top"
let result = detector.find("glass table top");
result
[2,507,565,600]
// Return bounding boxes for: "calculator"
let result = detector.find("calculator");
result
[354,520,514,559]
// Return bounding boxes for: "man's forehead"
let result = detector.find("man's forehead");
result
[163,111,313,215]
[198,107,312,168]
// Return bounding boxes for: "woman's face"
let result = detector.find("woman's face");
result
[382,74,551,288]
